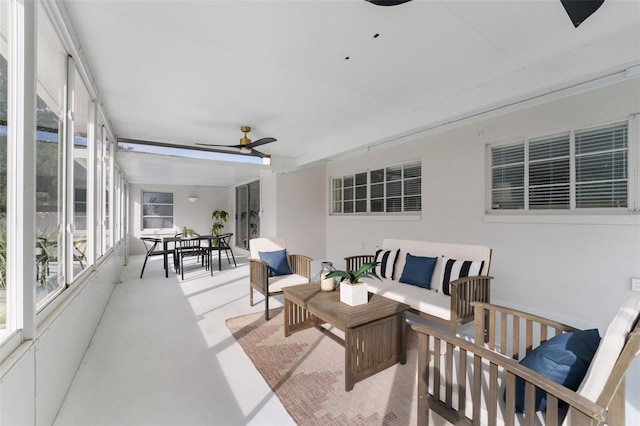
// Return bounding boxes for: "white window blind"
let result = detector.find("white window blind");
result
[529,133,570,209]
[575,123,627,208]
[490,121,629,212]
[491,143,524,210]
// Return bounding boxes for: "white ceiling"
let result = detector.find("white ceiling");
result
[61,0,640,186]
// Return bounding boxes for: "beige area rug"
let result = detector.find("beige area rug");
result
[226,308,450,426]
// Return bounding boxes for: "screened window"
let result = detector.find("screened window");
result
[142,191,174,229]
[331,161,421,214]
[489,122,629,212]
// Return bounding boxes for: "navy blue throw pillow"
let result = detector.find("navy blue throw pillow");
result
[399,253,438,289]
[258,249,292,277]
[512,329,601,412]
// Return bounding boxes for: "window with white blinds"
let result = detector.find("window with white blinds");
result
[331,161,421,214]
[490,121,629,212]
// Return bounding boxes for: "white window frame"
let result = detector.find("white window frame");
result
[330,160,422,216]
[485,117,640,225]
[141,190,174,230]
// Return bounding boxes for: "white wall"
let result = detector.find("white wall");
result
[326,78,640,422]
[275,165,327,260]
[0,245,125,426]
[254,167,327,260]
[128,184,230,255]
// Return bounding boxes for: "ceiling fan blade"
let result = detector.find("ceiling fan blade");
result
[195,142,245,149]
[249,148,269,158]
[247,137,276,148]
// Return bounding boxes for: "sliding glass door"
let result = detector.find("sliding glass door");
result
[235,180,260,249]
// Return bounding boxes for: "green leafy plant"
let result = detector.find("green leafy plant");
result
[324,261,381,284]
[211,209,229,237]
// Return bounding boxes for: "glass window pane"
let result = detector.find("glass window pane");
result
[577,181,627,208]
[370,199,384,212]
[143,192,173,204]
[405,178,421,196]
[142,191,174,229]
[576,123,627,154]
[355,200,367,212]
[492,188,524,210]
[529,133,569,161]
[404,196,421,212]
[355,172,367,186]
[355,186,366,200]
[492,143,523,167]
[36,5,66,306]
[343,176,354,187]
[404,162,421,179]
[343,187,353,201]
[370,183,383,198]
[104,137,111,249]
[529,186,570,210]
[370,169,384,184]
[386,197,402,212]
[386,166,402,181]
[73,69,91,277]
[0,0,8,338]
[386,181,401,197]
[343,200,354,213]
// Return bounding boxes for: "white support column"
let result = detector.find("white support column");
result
[8,0,37,340]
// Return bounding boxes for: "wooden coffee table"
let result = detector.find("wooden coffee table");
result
[283,283,410,391]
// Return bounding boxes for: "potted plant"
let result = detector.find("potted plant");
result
[211,210,229,246]
[325,261,380,306]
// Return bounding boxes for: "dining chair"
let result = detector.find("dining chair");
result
[175,233,207,279]
[216,233,237,267]
[140,237,175,278]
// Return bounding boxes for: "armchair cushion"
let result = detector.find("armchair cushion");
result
[259,249,293,277]
[513,328,601,412]
[399,253,437,289]
[440,257,485,295]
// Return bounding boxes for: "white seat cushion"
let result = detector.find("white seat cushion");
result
[367,279,451,320]
[268,273,309,293]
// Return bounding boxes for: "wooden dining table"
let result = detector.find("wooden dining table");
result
[162,235,223,278]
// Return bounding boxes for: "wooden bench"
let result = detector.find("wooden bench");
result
[412,298,640,425]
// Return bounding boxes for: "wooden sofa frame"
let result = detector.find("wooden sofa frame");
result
[345,255,492,334]
[249,253,311,320]
[413,301,640,426]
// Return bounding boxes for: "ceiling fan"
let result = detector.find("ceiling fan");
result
[196,126,276,158]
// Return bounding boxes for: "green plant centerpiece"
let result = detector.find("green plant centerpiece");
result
[324,261,381,284]
[211,209,229,246]
[325,261,380,306]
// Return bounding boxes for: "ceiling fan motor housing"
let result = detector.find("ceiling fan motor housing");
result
[240,125,252,146]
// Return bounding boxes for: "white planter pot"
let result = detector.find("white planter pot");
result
[340,281,368,306]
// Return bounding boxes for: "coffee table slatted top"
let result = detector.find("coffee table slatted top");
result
[283,283,410,331]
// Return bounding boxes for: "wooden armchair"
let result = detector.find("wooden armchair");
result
[413,299,640,426]
[249,237,312,320]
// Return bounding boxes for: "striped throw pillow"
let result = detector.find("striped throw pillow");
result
[374,249,400,280]
[441,257,485,295]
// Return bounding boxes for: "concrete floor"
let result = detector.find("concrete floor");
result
[54,251,296,426]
